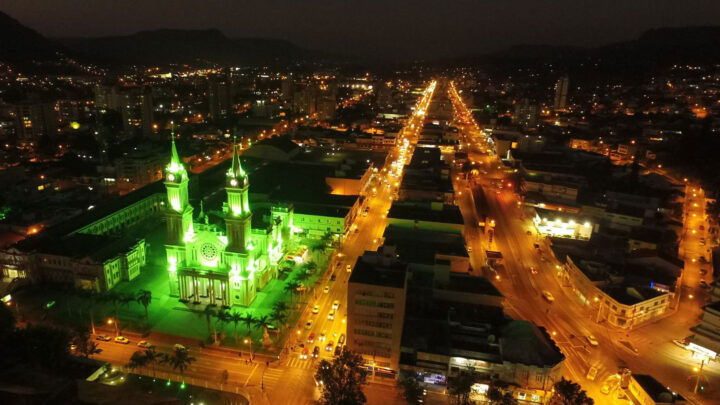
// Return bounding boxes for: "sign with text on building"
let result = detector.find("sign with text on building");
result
[688,342,717,360]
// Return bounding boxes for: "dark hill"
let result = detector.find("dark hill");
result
[0,11,66,64]
[59,29,308,65]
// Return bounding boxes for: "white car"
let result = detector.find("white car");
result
[114,336,130,345]
[586,335,599,347]
[328,310,335,320]
[542,290,555,302]
[332,300,340,310]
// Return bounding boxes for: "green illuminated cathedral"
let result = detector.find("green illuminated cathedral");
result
[164,134,292,307]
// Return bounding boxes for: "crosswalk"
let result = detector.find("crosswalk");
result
[261,367,285,390]
[285,356,320,370]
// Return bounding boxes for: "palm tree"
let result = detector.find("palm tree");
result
[215,308,230,343]
[100,291,121,336]
[269,309,288,333]
[163,347,196,385]
[77,288,98,334]
[230,310,243,343]
[254,314,271,346]
[272,301,289,315]
[136,290,152,324]
[284,281,301,305]
[73,330,102,358]
[198,304,216,342]
[240,312,256,354]
[127,350,148,372]
[143,347,162,378]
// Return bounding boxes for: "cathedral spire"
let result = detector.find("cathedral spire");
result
[229,135,245,179]
[169,121,182,170]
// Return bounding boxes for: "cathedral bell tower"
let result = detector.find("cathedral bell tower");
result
[164,123,193,246]
[225,137,251,253]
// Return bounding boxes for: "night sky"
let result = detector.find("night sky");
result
[2,0,720,60]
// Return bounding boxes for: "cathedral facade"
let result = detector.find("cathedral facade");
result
[164,136,292,307]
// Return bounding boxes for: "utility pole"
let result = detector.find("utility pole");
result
[694,359,705,393]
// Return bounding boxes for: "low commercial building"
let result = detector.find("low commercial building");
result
[690,299,720,360]
[2,233,146,291]
[560,255,672,330]
[532,208,593,240]
[627,374,686,405]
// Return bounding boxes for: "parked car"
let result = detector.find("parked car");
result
[174,344,187,351]
[672,339,689,349]
[137,340,154,349]
[338,333,346,345]
[700,281,710,289]
[586,335,599,347]
[542,290,555,302]
[95,334,111,342]
[114,336,130,345]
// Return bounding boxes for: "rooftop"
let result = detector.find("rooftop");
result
[349,258,406,289]
[632,374,685,404]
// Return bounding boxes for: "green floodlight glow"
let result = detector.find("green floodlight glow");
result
[166,379,172,386]
[180,382,186,390]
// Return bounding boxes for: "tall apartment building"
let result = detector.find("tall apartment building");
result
[12,102,58,140]
[553,75,570,111]
[141,87,154,137]
[207,74,236,120]
[514,98,539,129]
[347,246,407,372]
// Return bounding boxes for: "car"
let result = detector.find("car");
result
[328,310,335,320]
[332,300,340,310]
[672,339,689,349]
[526,230,532,236]
[323,285,330,294]
[114,336,130,344]
[700,238,706,246]
[326,341,334,351]
[466,245,473,253]
[529,266,537,274]
[137,340,154,349]
[300,348,309,359]
[700,269,708,276]
[586,335,599,347]
[308,333,315,343]
[95,334,111,342]
[319,332,326,342]
[586,366,598,381]
[338,333,346,345]
[305,320,313,329]
[312,346,320,358]
[700,281,710,289]
[601,384,611,395]
[173,344,187,351]
[700,225,705,231]
[312,305,320,314]
[346,264,352,272]
[334,345,342,356]
[542,291,555,302]
[330,274,336,281]
[533,243,541,250]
